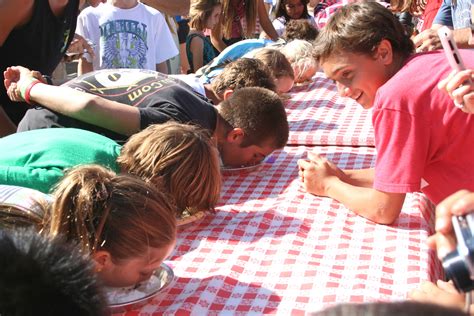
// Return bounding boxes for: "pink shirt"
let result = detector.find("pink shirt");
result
[372,50,474,204]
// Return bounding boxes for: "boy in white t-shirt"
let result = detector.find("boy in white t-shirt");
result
[76,0,178,75]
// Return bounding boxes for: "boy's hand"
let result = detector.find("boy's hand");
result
[438,69,474,113]
[297,153,342,196]
[408,280,465,310]
[4,66,42,102]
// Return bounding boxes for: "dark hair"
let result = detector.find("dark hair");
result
[211,58,277,95]
[313,2,414,64]
[311,301,469,316]
[218,87,289,148]
[276,0,311,21]
[0,228,106,316]
[282,19,319,42]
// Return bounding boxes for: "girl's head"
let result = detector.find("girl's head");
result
[189,0,222,31]
[48,165,177,287]
[313,2,414,65]
[280,39,319,83]
[276,0,310,21]
[117,122,222,216]
[253,48,295,94]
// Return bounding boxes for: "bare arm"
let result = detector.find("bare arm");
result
[140,0,190,15]
[453,27,474,48]
[155,61,168,74]
[0,0,34,46]
[210,18,227,52]
[189,35,204,72]
[77,57,93,76]
[298,155,405,224]
[4,66,140,135]
[257,0,278,40]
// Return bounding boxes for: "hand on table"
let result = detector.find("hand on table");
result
[413,29,442,52]
[408,280,465,310]
[297,152,344,196]
[4,66,44,103]
[438,70,474,114]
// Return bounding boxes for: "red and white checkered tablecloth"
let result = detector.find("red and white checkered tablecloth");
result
[286,72,375,147]
[118,146,443,315]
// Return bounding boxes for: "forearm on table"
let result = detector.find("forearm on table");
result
[29,83,141,135]
[140,0,189,15]
[342,168,375,188]
[326,178,405,224]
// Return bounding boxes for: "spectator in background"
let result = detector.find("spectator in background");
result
[76,0,178,75]
[0,0,105,136]
[263,0,315,38]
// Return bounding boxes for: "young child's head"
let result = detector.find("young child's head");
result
[0,228,106,316]
[117,122,221,215]
[282,19,319,42]
[48,165,177,287]
[313,2,414,107]
[253,48,295,94]
[276,0,311,21]
[189,0,222,31]
[211,58,277,97]
[217,87,289,167]
[280,39,319,83]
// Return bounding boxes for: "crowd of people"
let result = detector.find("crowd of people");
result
[1,0,474,314]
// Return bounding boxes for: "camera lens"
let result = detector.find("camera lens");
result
[442,249,474,292]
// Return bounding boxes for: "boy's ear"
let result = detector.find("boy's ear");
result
[222,89,234,100]
[226,127,244,144]
[91,250,112,273]
[375,39,394,65]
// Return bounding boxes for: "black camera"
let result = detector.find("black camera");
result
[442,213,474,292]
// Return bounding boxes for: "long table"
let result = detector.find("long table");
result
[117,147,441,315]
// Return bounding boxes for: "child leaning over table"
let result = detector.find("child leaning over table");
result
[76,0,178,75]
[297,2,474,224]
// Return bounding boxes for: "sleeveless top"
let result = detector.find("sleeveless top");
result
[186,33,217,73]
[0,0,79,124]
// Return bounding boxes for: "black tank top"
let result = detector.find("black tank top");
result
[0,0,79,124]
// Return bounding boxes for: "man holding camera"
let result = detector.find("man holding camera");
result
[410,190,474,312]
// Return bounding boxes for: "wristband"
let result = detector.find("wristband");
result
[20,79,41,105]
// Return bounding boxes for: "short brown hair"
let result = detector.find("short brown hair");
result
[189,0,221,31]
[211,58,277,95]
[218,87,289,148]
[282,19,319,42]
[253,48,294,80]
[47,165,176,262]
[313,2,414,64]
[117,122,221,215]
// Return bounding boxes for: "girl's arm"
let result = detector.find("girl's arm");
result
[257,0,279,40]
[4,66,141,136]
[210,19,227,52]
[189,35,205,72]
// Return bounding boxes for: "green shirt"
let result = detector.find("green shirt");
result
[0,128,122,193]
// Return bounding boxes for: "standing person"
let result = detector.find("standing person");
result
[264,0,315,38]
[0,0,106,136]
[210,0,279,51]
[297,2,474,224]
[76,0,178,75]
[186,0,222,73]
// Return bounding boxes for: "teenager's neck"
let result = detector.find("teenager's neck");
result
[213,109,230,148]
[388,53,409,78]
[107,0,138,9]
[203,84,222,105]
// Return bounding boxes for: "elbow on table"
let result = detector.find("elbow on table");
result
[366,205,402,225]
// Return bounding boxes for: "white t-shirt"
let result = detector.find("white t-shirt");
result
[76,2,178,71]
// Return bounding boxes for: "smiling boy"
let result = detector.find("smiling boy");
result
[298,2,474,224]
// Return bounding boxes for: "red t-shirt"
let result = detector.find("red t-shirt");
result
[372,50,474,204]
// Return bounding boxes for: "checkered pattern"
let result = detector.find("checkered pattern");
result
[286,72,375,147]
[117,146,443,315]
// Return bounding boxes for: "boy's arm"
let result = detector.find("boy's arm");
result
[298,157,405,224]
[156,62,168,74]
[257,0,279,40]
[4,66,141,135]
